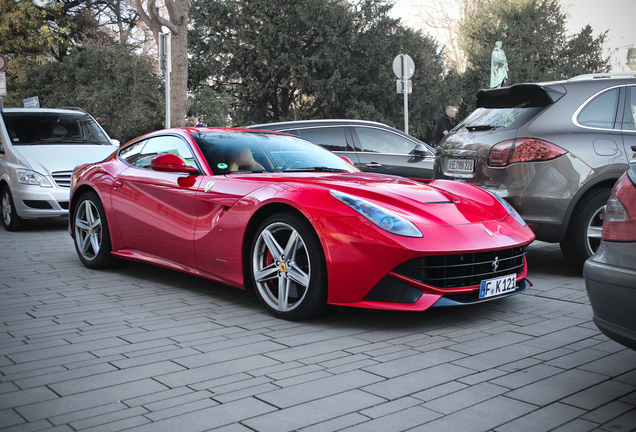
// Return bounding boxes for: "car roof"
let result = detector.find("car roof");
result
[248,119,403,131]
[2,107,90,115]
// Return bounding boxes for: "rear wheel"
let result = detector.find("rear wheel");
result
[251,212,328,320]
[73,191,122,269]
[560,187,611,272]
[1,186,28,231]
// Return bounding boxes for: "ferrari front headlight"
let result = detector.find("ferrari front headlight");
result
[491,192,526,227]
[330,190,422,238]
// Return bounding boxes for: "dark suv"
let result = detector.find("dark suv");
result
[434,73,636,270]
[248,120,436,179]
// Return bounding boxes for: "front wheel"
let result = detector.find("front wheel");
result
[2,186,28,231]
[251,212,328,320]
[73,191,122,269]
[560,187,611,272]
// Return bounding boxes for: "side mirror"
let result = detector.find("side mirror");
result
[339,155,354,165]
[151,153,199,174]
[412,143,430,156]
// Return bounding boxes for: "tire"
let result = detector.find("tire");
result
[251,212,328,320]
[2,186,28,231]
[72,191,122,269]
[560,187,611,272]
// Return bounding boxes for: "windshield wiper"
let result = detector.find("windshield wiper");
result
[466,125,495,131]
[282,167,349,173]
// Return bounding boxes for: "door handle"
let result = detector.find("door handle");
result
[365,162,382,168]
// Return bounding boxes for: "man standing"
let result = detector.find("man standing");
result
[434,106,457,146]
[186,110,205,127]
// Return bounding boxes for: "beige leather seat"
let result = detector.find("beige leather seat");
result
[227,146,265,172]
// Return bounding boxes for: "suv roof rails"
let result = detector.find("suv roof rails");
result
[59,107,89,114]
[568,72,636,81]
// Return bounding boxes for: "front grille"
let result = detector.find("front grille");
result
[393,246,527,289]
[51,171,73,188]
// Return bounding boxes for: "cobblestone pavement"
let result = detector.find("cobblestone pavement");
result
[1,218,635,432]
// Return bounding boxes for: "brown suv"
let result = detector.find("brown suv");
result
[434,73,636,270]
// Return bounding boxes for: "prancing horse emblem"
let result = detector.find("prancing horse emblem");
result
[204,181,215,193]
[492,256,500,272]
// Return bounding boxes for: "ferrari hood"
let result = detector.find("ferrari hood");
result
[256,172,511,226]
[11,144,117,176]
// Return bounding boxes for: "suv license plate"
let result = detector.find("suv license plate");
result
[479,274,517,299]
[447,158,474,173]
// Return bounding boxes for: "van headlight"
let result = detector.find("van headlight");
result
[16,169,53,188]
[330,190,422,237]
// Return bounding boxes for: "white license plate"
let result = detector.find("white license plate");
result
[447,158,474,173]
[479,274,517,299]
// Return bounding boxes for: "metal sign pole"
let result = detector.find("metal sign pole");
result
[402,55,409,134]
[393,54,414,135]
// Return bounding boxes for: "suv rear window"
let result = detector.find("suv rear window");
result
[3,111,111,145]
[461,106,544,130]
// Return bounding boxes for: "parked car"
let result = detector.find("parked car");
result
[248,119,436,179]
[1,107,119,231]
[69,127,534,320]
[584,156,636,350]
[434,73,636,270]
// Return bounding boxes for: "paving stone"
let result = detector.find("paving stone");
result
[580,400,636,424]
[504,369,608,406]
[548,418,599,432]
[244,389,385,432]
[256,370,384,408]
[14,378,168,422]
[414,395,536,431]
[68,405,150,430]
[129,397,277,432]
[48,360,185,396]
[423,382,509,415]
[411,381,469,402]
[2,232,636,431]
[495,402,585,432]
[362,348,467,379]
[362,363,474,400]
[340,405,442,432]
[490,364,564,389]
[562,379,635,410]
[299,413,369,432]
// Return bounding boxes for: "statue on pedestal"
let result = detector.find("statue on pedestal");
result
[490,41,509,88]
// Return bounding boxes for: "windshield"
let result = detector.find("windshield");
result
[3,111,111,145]
[192,130,358,175]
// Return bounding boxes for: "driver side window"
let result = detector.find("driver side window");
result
[135,136,196,170]
[355,127,417,155]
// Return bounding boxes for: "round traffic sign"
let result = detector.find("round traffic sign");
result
[393,54,415,79]
[0,54,7,72]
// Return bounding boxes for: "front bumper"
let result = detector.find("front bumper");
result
[12,185,70,219]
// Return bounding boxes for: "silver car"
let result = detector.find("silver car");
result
[1,107,119,230]
[435,73,636,270]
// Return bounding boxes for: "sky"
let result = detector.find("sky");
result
[391,0,635,72]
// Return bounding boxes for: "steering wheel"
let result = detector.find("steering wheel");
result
[281,159,303,171]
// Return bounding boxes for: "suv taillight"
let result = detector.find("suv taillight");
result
[487,138,567,167]
[602,173,636,242]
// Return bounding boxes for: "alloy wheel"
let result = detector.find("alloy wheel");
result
[252,221,311,313]
[74,199,103,261]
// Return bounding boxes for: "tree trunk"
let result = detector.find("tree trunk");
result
[169,28,188,128]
